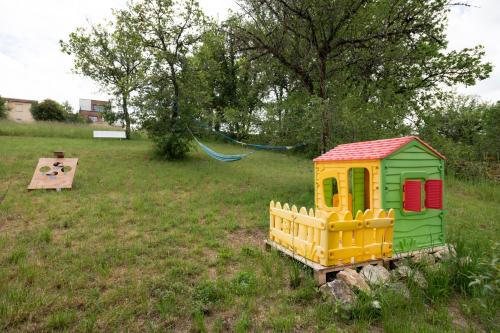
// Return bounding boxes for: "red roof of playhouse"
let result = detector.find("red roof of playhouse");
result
[313,136,445,162]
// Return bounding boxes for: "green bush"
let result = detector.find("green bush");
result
[64,112,85,124]
[144,114,192,160]
[31,99,66,121]
[0,96,6,119]
[61,101,85,123]
[419,95,500,181]
[482,101,500,157]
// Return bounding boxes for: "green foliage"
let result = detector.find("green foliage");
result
[482,101,500,157]
[419,94,499,180]
[193,26,265,139]
[233,0,492,151]
[30,99,66,121]
[60,0,492,166]
[144,112,192,160]
[101,102,119,125]
[420,95,486,148]
[61,101,85,123]
[61,9,148,139]
[129,0,205,157]
[0,96,6,119]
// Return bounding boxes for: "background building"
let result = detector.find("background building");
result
[79,98,109,123]
[4,97,37,122]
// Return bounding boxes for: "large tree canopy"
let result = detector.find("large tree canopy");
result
[61,0,493,164]
[231,0,492,151]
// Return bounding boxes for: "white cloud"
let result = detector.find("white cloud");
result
[0,0,128,110]
[0,0,498,114]
[0,0,237,111]
[446,0,500,102]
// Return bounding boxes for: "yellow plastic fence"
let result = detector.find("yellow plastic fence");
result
[269,201,395,266]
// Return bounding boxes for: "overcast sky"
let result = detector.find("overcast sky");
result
[0,0,498,111]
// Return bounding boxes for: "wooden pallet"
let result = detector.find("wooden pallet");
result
[264,239,448,285]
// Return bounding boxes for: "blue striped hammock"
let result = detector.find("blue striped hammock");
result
[193,137,252,162]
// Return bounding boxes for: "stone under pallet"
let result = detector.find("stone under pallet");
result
[264,239,448,285]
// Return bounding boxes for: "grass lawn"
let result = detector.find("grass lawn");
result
[0,122,498,332]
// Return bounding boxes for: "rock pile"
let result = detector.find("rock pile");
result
[319,246,456,309]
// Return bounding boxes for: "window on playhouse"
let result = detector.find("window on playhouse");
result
[425,179,443,209]
[323,177,339,207]
[348,168,370,213]
[403,179,423,212]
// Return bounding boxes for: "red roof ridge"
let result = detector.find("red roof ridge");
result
[313,136,445,162]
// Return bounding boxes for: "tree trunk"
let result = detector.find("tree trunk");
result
[318,60,330,153]
[122,95,131,139]
[170,64,179,119]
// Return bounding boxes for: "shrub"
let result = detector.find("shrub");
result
[31,99,66,121]
[482,101,500,157]
[64,112,85,124]
[0,96,6,119]
[61,101,85,123]
[144,114,192,160]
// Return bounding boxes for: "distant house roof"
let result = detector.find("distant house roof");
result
[4,97,37,104]
[313,136,445,162]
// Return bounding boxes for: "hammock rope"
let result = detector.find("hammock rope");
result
[215,131,305,150]
[193,119,305,151]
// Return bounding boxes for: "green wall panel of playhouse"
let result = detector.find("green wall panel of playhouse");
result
[381,141,445,252]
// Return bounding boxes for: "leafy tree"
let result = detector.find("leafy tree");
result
[61,9,148,139]
[102,102,119,125]
[423,95,486,146]
[416,94,500,179]
[232,0,492,152]
[193,25,238,132]
[130,0,206,159]
[193,23,265,139]
[482,102,500,158]
[31,99,66,121]
[61,101,73,115]
[61,101,85,123]
[0,96,6,119]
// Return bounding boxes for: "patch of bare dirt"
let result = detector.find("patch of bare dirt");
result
[225,228,266,250]
[448,303,469,329]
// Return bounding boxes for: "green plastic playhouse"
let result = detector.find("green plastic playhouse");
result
[314,136,446,253]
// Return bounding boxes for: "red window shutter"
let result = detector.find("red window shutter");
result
[403,180,422,212]
[425,180,443,209]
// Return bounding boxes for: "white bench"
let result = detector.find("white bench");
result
[93,130,126,139]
